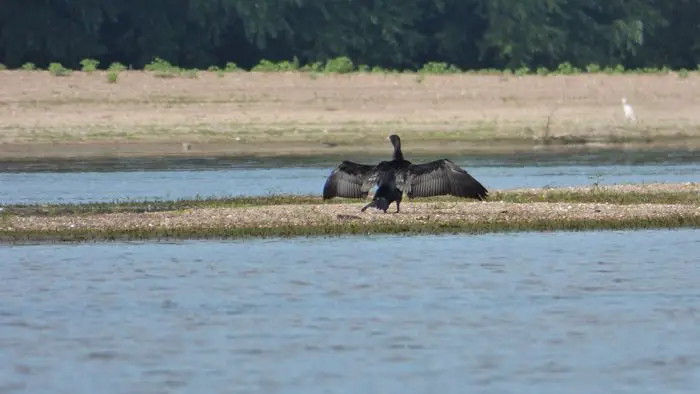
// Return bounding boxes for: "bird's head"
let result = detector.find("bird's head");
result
[387,134,400,146]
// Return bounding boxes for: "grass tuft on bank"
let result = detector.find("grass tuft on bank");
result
[2,214,698,244]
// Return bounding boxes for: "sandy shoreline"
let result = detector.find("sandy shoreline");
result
[2,201,698,244]
[2,71,700,159]
[1,182,698,243]
[4,201,699,233]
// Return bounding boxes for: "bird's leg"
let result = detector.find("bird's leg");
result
[395,200,401,213]
[383,201,392,213]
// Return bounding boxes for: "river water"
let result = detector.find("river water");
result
[1,229,700,393]
[1,148,699,204]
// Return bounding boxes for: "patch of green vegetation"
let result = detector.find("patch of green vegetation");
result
[4,185,697,217]
[80,58,100,73]
[224,62,240,72]
[299,61,324,73]
[4,195,307,216]
[106,71,118,83]
[0,63,6,70]
[323,56,354,73]
[144,57,182,78]
[107,62,127,72]
[48,62,71,76]
[497,189,700,205]
[221,57,696,78]
[207,65,226,77]
[183,69,199,79]
[20,62,37,71]
[252,57,301,72]
[419,61,461,74]
[2,215,698,244]
[6,56,700,78]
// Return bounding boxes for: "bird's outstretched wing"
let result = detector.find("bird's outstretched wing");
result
[400,159,488,200]
[358,160,396,191]
[322,160,377,199]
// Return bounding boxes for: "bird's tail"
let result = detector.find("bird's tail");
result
[361,197,389,212]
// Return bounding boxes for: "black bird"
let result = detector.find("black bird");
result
[322,134,488,213]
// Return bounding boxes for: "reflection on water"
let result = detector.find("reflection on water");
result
[2,229,700,393]
[1,148,699,204]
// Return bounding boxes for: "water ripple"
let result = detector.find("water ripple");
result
[1,229,700,393]
[1,156,699,204]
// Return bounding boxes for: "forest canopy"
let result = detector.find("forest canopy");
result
[0,0,698,71]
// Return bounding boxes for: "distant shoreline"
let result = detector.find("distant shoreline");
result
[2,138,700,161]
[2,71,700,160]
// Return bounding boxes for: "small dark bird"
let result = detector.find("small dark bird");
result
[322,134,488,213]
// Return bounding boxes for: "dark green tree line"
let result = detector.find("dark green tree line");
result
[0,0,698,71]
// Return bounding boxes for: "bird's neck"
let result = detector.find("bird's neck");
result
[393,145,404,161]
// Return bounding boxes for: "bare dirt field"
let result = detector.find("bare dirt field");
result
[1,70,699,159]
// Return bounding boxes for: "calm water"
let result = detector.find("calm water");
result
[1,149,699,204]
[2,229,700,393]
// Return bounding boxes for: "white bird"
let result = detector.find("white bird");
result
[621,97,636,123]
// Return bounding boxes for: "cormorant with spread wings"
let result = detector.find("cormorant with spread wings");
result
[322,134,488,213]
